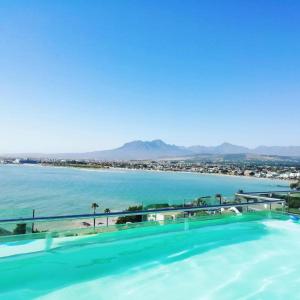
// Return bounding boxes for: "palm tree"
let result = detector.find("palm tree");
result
[195,196,210,206]
[104,208,111,227]
[196,197,207,206]
[91,202,99,228]
[215,194,222,205]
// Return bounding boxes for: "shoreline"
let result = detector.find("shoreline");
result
[111,167,292,183]
[35,163,293,185]
[0,163,294,187]
[0,164,294,232]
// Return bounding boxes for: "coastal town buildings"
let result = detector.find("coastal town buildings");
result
[2,158,299,181]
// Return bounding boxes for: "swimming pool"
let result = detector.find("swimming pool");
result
[1,213,299,299]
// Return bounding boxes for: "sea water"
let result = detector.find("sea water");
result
[0,164,288,216]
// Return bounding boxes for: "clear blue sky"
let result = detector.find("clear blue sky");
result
[0,0,299,153]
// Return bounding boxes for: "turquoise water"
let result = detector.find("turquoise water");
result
[0,213,300,299]
[0,164,288,216]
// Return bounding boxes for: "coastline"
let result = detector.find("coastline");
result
[36,163,292,185]
[0,163,294,233]
[1,163,293,186]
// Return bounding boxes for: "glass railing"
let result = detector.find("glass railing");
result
[0,195,287,243]
[0,210,291,261]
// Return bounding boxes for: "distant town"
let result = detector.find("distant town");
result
[1,157,300,181]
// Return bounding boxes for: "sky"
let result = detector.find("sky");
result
[0,0,299,153]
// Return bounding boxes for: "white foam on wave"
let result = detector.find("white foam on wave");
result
[167,249,189,258]
[262,219,300,232]
[0,239,45,258]
[0,234,90,258]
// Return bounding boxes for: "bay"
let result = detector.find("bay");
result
[0,164,288,217]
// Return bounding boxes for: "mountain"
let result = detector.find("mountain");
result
[88,139,191,160]
[3,140,300,161]
[189,143,249,155]
[189,143,300,157]
[45,139,192,160]
[252,146,300,157]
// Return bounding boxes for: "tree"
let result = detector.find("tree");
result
[196,197,207,206]
[104,208,111,227]
[193,196,210,207]
[91,202,99,228]
[145,203,169,209]
[290,181,300,190]
[287,193,300,209]
[116,205,143,224]
[215,194,222,205]
[13,223,26,235]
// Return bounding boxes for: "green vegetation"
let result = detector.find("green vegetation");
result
[288,193,300,211]
[145,203,170,209]
[43,161,110,169]
[290,181,300,190]
[116,205,143,224]
[266,191,300,214]
[13,223,27,235]
[0,227,12,236]
[193,196,209,206]
[195,210,210,216]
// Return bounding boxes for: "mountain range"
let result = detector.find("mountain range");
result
[4,139,300,161]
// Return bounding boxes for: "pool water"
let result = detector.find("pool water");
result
[1,213,300,299]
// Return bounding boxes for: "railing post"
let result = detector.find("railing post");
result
[184,217,189,231]
[32,209,35,233]
[45,232,53,251]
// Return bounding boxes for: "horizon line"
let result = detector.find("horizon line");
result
[1,139,300,155]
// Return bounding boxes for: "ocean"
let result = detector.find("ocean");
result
[0,164,288,217]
